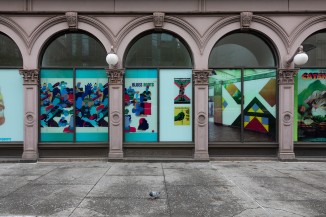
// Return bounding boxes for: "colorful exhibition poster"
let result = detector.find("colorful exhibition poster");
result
[174,107,190,126]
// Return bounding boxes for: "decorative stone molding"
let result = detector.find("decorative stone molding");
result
[240,12,253,29]
[278,69,298,85]
[65,12,78,30]
[282,111,293,126]
[197,111,207,127]
[106,67,125,84]
[110,111,122,126]
[24,112,35,127]
[19,69,39,85]
[193,70,212,85]
[153,12,165,30]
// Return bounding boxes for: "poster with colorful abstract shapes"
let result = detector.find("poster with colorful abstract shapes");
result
[0,69,23,142]
[40,69,74,142]
[174,107,190,125]
[75,69,109,142]
[124,69,158,142]
[295,69,326,142]
[174,78,191,104]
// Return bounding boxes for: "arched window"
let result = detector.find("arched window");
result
[0,33,23,67]
[40,32,109,143]
[295,31,326,142]
[124,32,193,142]
[208,32,277,143]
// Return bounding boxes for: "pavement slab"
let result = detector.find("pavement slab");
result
[107,163,163,176]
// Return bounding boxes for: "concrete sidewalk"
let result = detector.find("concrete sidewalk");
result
[0,161,326,217]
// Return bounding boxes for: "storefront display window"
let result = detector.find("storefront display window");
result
[208,32,277,142]
[0,33,23,67]
[124,32,193,142]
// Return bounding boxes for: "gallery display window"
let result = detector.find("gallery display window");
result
[294,31,326,142]
[39,32,108,143]
[124,32,193,142]
[0,33,23,142]
[208,32,277,142]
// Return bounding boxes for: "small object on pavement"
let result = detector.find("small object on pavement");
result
[149,191,160,199]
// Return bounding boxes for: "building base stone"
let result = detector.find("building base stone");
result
[278,152,296,161]
[194,151,210,160]
[108,151,124,160]
[22,151,38,162]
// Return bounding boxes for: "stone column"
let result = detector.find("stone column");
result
[106,67,124,159]
[278,69,298,160]
[193,70,211,160]
[19,69,39,161]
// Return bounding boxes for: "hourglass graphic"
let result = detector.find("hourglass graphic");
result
[0,87,5,126]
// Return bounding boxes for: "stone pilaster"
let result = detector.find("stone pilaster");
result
[278,69,298,160]
[19,69,39,161]
[106,67,124,159]
[193,70,211,160]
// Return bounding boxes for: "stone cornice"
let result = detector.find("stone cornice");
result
[19,69,39,85]
[193,70,212,85]
[278,69,298,85]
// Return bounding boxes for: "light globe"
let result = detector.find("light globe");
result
[293,52,308,66]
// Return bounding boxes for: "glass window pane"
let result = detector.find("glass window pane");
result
[0,69,24,142]
[160,69,192,141]
[41,33,107,67]
[75,69,109,142]
[301,32,326,67]
[209,69,241,142]
[209,33,276,68]
[40,69,74,142]
[0,33,23,67]
[295,69,326,142]
[124,69,158,142]
[125,33,192,67]
[243,69,276,142]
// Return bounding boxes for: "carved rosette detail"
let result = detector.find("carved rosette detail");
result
[25,112,35,127]
[19,69,39,85]
[282,112,293,126]
[278,69,298,85]
[197,112,207,127]
[240,12,253,29]
[153,12,165,30]
[65,12,78,30]
[192,70,212,85]
[106,68,125,85]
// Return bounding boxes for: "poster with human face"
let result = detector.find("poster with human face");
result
[0,69,23,142]
[124,69,158,142]
[296,69,326,142]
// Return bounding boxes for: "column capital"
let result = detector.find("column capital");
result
[106,67,125,85]
[192,70,212,85]
[19,69,39,85]
[278,68,299,85]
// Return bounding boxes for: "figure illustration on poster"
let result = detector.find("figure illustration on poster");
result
[0,87,5,126]
[174,78,191,104]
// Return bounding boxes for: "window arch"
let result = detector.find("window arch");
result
[39,32,109,143]
[123,31,193,142]
[208,32,277,143]
[124,31,192,67]
[295,31,326,142]
[41,31,107,67]
[0,33,23,67]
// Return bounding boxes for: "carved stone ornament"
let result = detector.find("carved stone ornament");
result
[153,12,165,30]
[240,12,253,29]
[192,70,212,85]
[65,12,78,30]
[106,68,125,84]
[278,69,298,85]
[19,69,39,85]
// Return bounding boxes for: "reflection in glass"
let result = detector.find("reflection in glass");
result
[243,69,276,142]
[41,33,107,67]
[0,33,23,67]
[125,33,192,67]
[208,69,241,142]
